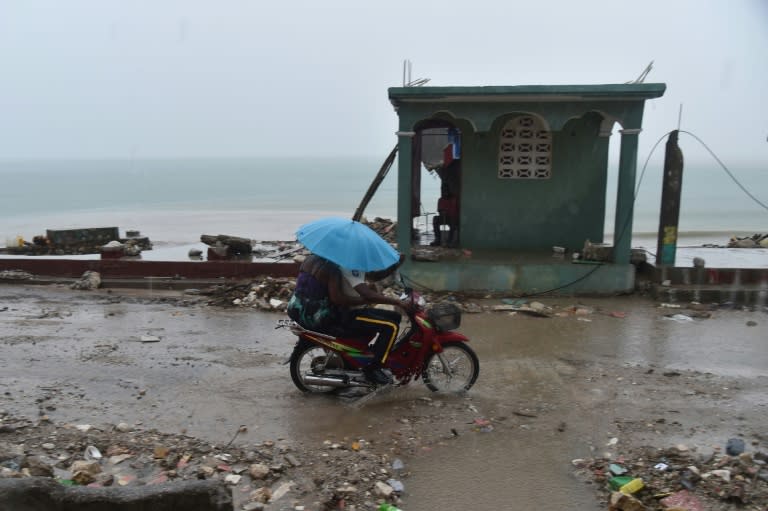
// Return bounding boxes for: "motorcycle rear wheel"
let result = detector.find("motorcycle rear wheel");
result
[422,342,479,393]
[290,342,347,393]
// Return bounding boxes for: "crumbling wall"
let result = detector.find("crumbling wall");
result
[0,478,232,511]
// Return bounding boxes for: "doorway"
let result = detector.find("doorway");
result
[411,122,462,247]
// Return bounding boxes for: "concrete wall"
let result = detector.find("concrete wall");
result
[459,112,609,250]
[406,260,635,295]
[0,259,299,280]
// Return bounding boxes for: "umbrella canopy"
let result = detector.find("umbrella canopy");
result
[296,217,399,272]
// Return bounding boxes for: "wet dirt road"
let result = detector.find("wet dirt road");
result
[1,284,766,510]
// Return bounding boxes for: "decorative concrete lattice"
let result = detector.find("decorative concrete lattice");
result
[498,115,552,179]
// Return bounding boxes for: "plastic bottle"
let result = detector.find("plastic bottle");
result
[608,475,633,490]
[619,477,644,495]
[378,504,403,511]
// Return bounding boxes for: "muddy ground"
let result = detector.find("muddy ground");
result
[0,283,767,510]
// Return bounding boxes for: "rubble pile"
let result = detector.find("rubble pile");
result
[203,277,296,311]
[727,233,768,249]
[1,228,152,257]
[573,443,768,510]
[201,277,460,314]
[361,218,397,244]
[0,270,33,281]
[0,412,410,510]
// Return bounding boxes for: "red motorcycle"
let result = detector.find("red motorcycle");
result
[278,288,479,394]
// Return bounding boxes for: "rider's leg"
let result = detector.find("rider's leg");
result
[431,215,442,246]
[343,308,401,384]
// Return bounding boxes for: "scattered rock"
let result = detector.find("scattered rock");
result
[70,271,101,290]
[248,463,270,480]
[0,270,33,280]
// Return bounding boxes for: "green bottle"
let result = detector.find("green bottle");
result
[378,504,403,511]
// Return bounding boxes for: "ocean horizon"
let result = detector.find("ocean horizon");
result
[1,157,766,266]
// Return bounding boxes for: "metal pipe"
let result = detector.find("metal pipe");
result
[302,374,369,388]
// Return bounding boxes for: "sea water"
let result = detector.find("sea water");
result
[0,157,766,265]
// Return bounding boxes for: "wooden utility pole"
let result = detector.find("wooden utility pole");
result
[655,130,684,266]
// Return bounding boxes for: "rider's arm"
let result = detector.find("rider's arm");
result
[327,270,366,307]
[340,268,403,308]
[353,282,404,309]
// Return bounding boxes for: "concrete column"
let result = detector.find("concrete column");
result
[613,128,641,264]
[395,130,415,254]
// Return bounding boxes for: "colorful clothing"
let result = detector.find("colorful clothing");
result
[287,261,340,332]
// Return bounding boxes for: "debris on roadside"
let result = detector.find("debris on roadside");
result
[70,271,101,290]
[0,270,34,280]
[0,411,411,511]
[728,233,768,248]
[572,443,768,510]
[0,228,152,256]
[203,277,295,311]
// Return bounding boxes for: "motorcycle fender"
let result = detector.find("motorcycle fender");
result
[435,331,470,343]
[431,331,470,352]
[284,338,310,365]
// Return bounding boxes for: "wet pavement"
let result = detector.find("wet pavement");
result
[1,284,766,510]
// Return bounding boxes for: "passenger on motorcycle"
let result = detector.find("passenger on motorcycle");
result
[287,254,407,385]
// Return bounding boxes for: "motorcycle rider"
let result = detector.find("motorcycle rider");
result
[287,254,407,385]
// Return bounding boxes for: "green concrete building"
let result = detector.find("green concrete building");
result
[388,83,666,295]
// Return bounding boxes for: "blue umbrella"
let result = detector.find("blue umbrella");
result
[296,217,399,271]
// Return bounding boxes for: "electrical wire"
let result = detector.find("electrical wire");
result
[679,130,768,212]
[522,130,672,297]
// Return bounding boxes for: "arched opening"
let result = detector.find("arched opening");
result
[411,120,462,247]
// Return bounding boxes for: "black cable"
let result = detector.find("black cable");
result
[525,131,672,297]
[679,130,768,212]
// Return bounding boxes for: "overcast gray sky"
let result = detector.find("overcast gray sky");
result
[0,0,766,163]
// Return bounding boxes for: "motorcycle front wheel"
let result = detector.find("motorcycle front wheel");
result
[289,341,347,393]
[422,342,479,393]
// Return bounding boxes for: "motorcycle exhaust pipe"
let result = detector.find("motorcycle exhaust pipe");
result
[302,374,370,388]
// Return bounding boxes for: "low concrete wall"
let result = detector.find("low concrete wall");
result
[408,260,635,295]
[654,266,768,286]
[0,259,299,280]
[0,478,232,511]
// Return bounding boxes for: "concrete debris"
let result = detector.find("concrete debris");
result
[361,217,397,244]
[728,233,768,248]
[204,277,295,311]
[0,270,33,280]
[70,271,102,290]
[1,227,152,256]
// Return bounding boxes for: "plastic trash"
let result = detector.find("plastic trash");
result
[619,478,644,495]
[391,458,405,471]
[378,504,403,511]
[664,314,694,322]
[84,446,102,461]
[609,475,634,490]
[609,464,628,476]
[387,478,405,492]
